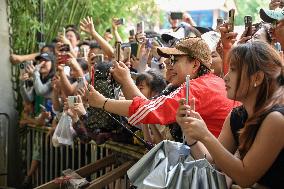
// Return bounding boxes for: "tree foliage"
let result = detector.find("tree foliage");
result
[9,0,159,54]
[234,0,270,25]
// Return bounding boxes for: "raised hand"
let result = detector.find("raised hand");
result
[20,73,30,81]
[58,34,71,46]
[72,95,87,116]
[25,63,36,75]
[176,98,209,142]
[237,27,252,44]
[110,61,132,85]
[86,84,107,109]
[219,23,238,50]
[80,16,95,35]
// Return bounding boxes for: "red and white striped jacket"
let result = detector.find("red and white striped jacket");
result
[128,73,239,137]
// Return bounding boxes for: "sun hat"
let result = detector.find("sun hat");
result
[157,37,212,69]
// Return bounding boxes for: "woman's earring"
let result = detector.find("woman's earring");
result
[254,83,257,87]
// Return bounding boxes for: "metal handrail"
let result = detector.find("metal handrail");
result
[23,124,145,188]
[0,113,10,183]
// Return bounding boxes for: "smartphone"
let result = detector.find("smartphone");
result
[79,47,88,58]
[244,15,252,36]
[123,47,131,61]
[58,54,69,64]
[129,29,135,37]
[185,75,190,106]
[67,96,77,108]
[184,75,190,117]
[19,61,33,70]
[217,17,224,28]
[115,18,125,25]
[39,104,47,112]
[170,12,183,20]
[77,77,85,90]
[115,42,121,62]
[228,9,235,32]
[130,42,139,58]
[94,54,104,64]
[136,21,144,34]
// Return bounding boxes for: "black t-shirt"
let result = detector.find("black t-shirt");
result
[230,105,284,188]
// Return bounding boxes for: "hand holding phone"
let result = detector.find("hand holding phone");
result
[77,77,85,90]
[68,96,77,108]
[114,18,125,25]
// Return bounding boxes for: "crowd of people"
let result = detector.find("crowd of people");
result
[11,0,284,188]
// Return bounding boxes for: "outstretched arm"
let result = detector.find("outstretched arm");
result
[80,17,114,58]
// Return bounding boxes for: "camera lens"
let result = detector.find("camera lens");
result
[19,63,25,69]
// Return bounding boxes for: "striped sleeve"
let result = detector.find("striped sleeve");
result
[128,85,185,125]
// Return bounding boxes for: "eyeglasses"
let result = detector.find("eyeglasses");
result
[170,55,178,65]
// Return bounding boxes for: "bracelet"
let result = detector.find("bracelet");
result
[79,113,88,121]
[102,98,109,110]
[188,141,197,147]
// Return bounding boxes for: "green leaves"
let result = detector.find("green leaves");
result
[234,0,270,25]
[10,0,159,55]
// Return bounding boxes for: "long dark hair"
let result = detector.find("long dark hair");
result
[228,41,284,158]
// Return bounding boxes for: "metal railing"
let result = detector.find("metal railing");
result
[0,113,9,187]
[22,125,144,188]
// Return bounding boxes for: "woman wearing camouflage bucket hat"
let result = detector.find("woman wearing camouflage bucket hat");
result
[85,37,238,141]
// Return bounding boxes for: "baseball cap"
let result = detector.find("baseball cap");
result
[35,52,55,62]
[157,37,212,69]
[259,8,284,23]
[161,27,185,44]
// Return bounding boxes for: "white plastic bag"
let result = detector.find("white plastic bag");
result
[52,112,75,147]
